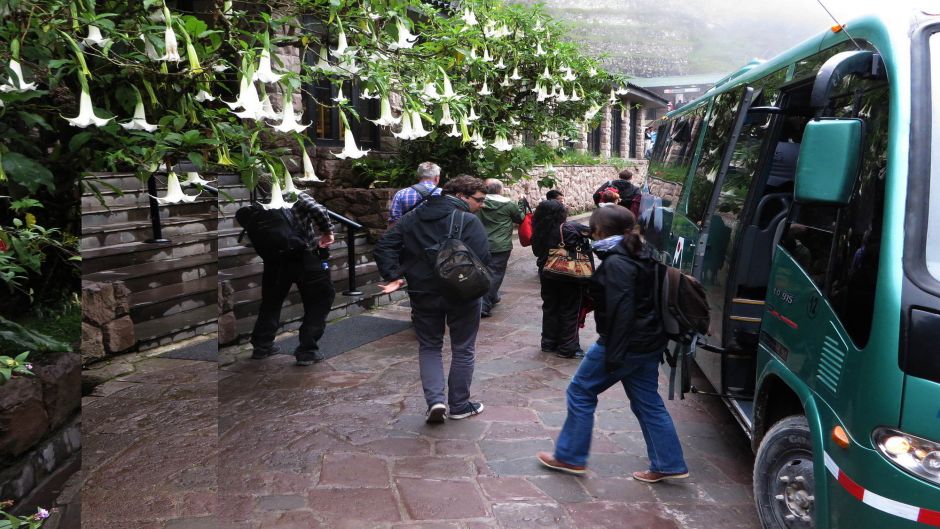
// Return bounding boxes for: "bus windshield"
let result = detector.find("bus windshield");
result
[929,32,940,281]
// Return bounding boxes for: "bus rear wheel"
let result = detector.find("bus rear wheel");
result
[754,415,815,529]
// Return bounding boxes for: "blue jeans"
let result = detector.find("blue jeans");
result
[554,342,687,473]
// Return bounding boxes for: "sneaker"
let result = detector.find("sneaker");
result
[295,351,324,366]
[555,349,585,359]
[540,345,557,353]
[250,344,280,360]
[536,452,586,476]
[480,310,492,318]
[426,403,447,424]
[448,402,484,420]
[632,470,689,483]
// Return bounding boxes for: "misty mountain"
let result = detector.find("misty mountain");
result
[513,0,837,77]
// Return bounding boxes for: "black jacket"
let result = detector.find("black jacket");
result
[531,221,590,270]
[592,179,639,208]
[374,195,491,292]
[590,240,668,369]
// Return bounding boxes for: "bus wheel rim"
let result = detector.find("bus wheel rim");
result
[770,449,815,526]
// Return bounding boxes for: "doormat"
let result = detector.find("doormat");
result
[274,314,412,360]
[159,338,218,362]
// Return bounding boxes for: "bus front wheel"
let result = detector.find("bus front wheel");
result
[754,415,816,529]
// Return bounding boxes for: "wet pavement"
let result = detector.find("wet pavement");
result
[82,244,761,529]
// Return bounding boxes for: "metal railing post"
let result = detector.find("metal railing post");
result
[145,175,170,244]
[343,224,362,296]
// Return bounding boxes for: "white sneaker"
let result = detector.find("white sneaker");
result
[426,403,447,424]
[448,402,484,420]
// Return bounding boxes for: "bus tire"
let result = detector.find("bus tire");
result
[754,415,815,529]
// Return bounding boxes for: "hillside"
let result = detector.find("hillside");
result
[513,0,837,77]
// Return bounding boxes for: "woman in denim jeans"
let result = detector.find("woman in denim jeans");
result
[536,205,688,483]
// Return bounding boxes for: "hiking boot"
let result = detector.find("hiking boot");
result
[250,344,280,360]
[632,470,689,483]
[295,351,324,366]
[426,403,447,424]
[448,402,484,420]
[536,452,586,476]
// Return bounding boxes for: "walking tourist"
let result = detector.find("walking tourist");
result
[530,199,589,359]
[374,176,491,423]
[546,189,565,204]
[387,161,442,227]
[249,192,336,366]
[536,205,689,482]
[478,178,524,318]
[592,169,641,216]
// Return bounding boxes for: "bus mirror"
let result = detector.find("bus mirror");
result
[794,119,862,206]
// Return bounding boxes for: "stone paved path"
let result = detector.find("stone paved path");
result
[82,243,761,528]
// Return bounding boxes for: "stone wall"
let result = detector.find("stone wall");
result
[314,187,397,237]
[0,352,81,504]
[81,280,135,365]
[506,161,649,213]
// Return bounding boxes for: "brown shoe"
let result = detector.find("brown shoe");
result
[536,452,586,475]
[632,470,689,483]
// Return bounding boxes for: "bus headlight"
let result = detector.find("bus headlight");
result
[873,428,940,486]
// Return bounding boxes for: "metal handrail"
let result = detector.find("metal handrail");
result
[327,210,363,296]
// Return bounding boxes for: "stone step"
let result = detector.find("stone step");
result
[134,303,218,351]
[82,200,215,227]
[129,275,218,323]
[83,254,217,292]
[229,283,404,345]
[81,213,218,249]
[81,232,217,275]
[83,172,231,195]
[218,232,370,267]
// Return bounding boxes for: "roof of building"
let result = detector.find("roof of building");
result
[620,83,669,107]
[629,73,728,88]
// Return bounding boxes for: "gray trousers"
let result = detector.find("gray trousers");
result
[410,292,481,412]
[483,250,511,313]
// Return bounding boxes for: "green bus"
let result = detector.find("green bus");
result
[646,6,940,528]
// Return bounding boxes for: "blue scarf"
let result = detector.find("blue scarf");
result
[591,235,623,253]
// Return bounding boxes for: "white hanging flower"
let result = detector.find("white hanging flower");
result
[160,24,181,62]
[410,110,430,139]
[331,23,350,57]
[153,171,200,204]
[615,84,629,95]
[334,127,370,159]
[332,86,348,104]
[535,41,546,56]
[181,171,212,186]
[471,129,486,150]
[282,166,298,196]
[441,69,461,99]
[438,103,455,126]
[0,59,37,92]
[481,47,492,62]
[258,92,278,120]
[253,49,283,83]
[422,81,441,101]
[83,25,111,47]
[467,105,479,121]
[570,86,582,102]
[393,110,414,139]
[540,66,552,80]
[360,87,380,100]
[609,88,617,103]
[369,95,401,126]
[588,67,597,77]
[483,21,497,38]
[260,177,291,210]
[509,67,522,81]
[491,134,512,151]
[120,101,158,132]
[562,68,576,82]
[461,8,478,26]
[389,18,418,50]
[514,29,525,40]
[64,87,112,128]
[584,104,602,120]
[228,77,266,120]
[533,19,544,31]
[338,56,360,76]
[495,56,506,69]
[297,147,323,182]
[536,83,550,102]
[270,94,310,133]
[499,73,511,88]
[212,63,230,72]
[469,46,478,60]
[478,78,491,96]
[545,162,556,174]
[224,75,251,110]
[446,122,460,137]
[555,84,569,102]
[140,35,161,60]
[194,88,215,102]
[315,45,334,73]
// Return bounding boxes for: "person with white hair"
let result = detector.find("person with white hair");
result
[478,178,523,317]
[387,161,442,227]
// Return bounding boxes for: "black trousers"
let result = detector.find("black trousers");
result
[539,274,583,354]
[250,254,335,356]
[482,250,511,313]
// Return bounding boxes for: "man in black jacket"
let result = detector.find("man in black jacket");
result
[592,169,640,213]
[374,175,491,424]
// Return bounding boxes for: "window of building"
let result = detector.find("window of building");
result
[586,124,601,155]
[611,108,623,157]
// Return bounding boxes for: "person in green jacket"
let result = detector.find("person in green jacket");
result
[478,179,524,317]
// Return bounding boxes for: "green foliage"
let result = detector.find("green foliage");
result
[0,501,48,528]
[0,316,71,355]
[0,351,34,385]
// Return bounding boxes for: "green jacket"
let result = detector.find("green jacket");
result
[478,195,524,253]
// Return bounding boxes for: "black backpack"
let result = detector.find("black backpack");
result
[427,210,492,301]
[235,202,307,261]
[655,261,710,342]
